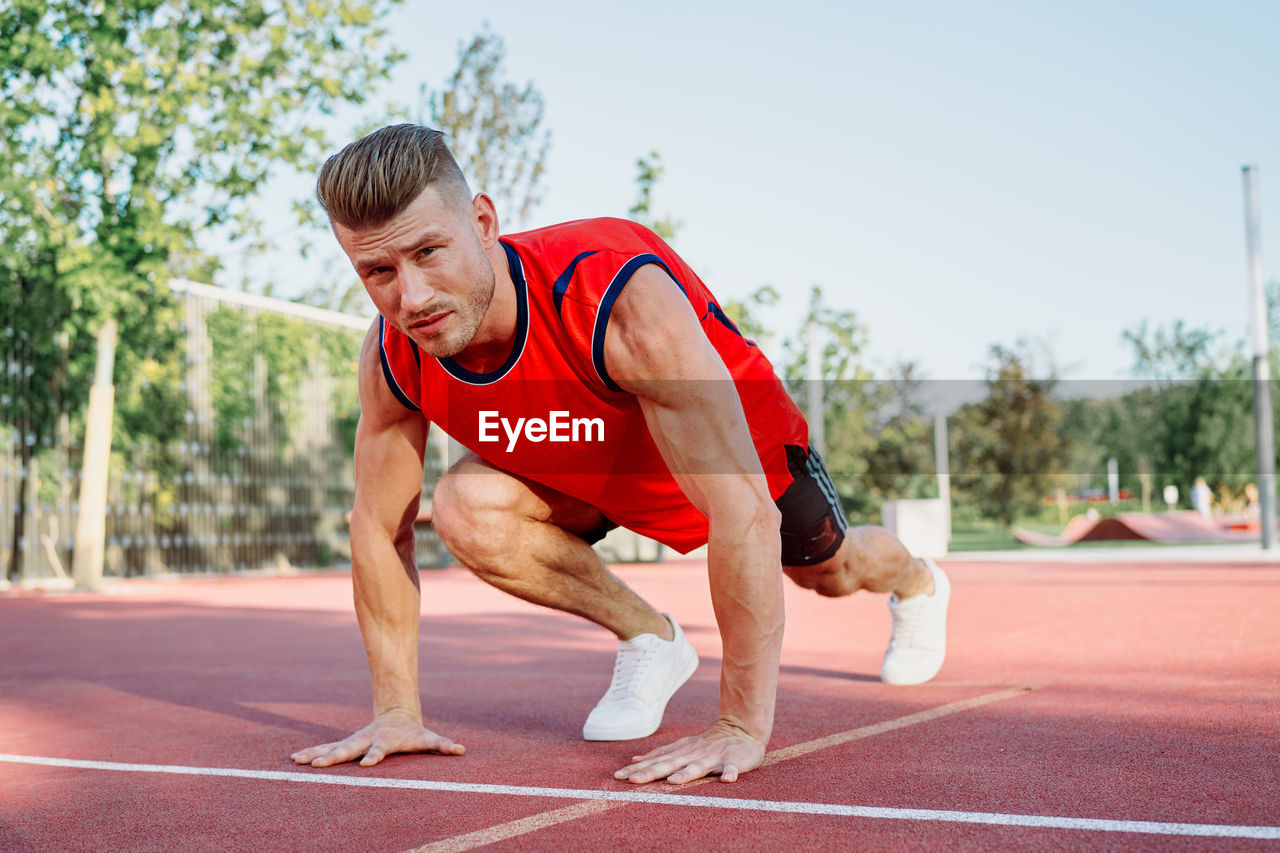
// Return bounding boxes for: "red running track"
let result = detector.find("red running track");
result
[1,558,1278,851]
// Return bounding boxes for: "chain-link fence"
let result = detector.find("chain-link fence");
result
[1,279,448,585]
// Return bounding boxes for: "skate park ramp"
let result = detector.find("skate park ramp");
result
[1014,510,1262,546]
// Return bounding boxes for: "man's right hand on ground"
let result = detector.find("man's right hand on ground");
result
[290,709,465,768]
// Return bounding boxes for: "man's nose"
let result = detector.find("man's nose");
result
[399,268,436,312]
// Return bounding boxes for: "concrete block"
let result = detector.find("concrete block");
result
[881,499,949,558]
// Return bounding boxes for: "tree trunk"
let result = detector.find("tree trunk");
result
[7,442,30,583]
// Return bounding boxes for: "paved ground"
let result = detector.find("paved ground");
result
[2,557,1278,850]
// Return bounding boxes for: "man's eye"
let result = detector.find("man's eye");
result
[419,247,436,258]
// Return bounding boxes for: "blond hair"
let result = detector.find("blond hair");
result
[316,124,472,229]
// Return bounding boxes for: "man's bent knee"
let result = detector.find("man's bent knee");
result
[783,537,862,597]
[431,462,526,572]
[784,565,858,598]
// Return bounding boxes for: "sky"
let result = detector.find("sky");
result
[221,0,1280,382]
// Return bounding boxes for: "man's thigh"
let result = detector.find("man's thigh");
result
[435,451,610,541]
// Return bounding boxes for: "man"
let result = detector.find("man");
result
[289,124,949,785]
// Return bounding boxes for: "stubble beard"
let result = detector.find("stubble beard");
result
[410,261,496,360]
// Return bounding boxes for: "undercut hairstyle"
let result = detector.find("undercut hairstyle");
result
[315,124,472,230]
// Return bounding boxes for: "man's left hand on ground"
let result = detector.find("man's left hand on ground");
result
[613,722,766,784]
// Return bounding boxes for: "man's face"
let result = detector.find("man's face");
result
[333,185,496,358]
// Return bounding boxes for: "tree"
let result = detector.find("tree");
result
[722,285,937,522]
[417,26,550,229]
[1267,279,1280,349]
[952,343,1067,527]
[721,284,780,351]
[628,152,681,242]
[768,286,885,520]
[860,361,936,505]
[1122,319,1223,380]
[293,27,553,314]
[0,0,406,579]
[1107,318,1268,506]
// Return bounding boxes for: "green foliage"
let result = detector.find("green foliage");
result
[951,343,1067,527]
[628,151,681,242]
[0,0,404,442]
[1,0,404,577]
[1123,318,1223,379]
[723,285,935,523]
[779,287,878,519]
[296,26,552,312]
[1064,316,1265,514]
[203,307,361,461]
[720,284,780,351]
[778,286,867,386]
[859,361,936,507]
[1060,317,1277,508]
[418,25,550,228]
[1269,279,1280,345]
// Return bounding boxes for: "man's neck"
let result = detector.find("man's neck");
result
[449,240,518,374]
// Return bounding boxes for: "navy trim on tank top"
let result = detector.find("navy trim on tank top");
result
[437,241,530,386]
[702,301,756,347]
[552,251,598,319]
[378,316,422,412]
[590,253,685,393]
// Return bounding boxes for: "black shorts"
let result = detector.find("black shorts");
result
[580,443,846,567]
[775,443,847,566]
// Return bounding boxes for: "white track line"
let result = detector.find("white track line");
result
[1,753,1276,840]
[412,686,1037,852]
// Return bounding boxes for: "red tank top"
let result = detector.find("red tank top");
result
[378,218,808,552]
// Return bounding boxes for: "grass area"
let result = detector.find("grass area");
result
[947,525,1027,552]
[947,518,1191,552]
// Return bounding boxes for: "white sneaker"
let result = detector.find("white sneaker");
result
[881,558,950,685]
[582,613,699,741]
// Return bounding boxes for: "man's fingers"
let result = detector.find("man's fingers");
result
[614,726,765,784]
[667,759,715,784]
[621,754,694,784]
[360,730,412,766]
[403,728,466,756]
[292,723,466,771]
[358,730,468,766]
[290,746,328,764]
[290,740,346,764]
[431,737,466,756]
[310,739,368,768]
[627,736,694,765]
[617,742,702,780]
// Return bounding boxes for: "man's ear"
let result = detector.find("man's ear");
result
[470,192,500,247]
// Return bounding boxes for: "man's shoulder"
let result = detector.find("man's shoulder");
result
[501,218,683,316]
[502,217,667,261]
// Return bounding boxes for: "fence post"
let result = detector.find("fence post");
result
[72,319,118,591]
[934,414,952,543]
[21,456,39,581]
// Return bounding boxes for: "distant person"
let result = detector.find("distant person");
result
[1244,483,1260,520]
[289,124,950,786]
[1191,477,1213,519]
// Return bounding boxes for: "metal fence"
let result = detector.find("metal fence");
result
[1,279,448,585]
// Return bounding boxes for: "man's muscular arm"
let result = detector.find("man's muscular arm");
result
[604,264,784,784]
[290,322,464,768]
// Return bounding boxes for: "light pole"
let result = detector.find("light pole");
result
[1242,165,1276,550]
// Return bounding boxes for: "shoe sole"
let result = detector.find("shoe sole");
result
[582,641,699,741]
